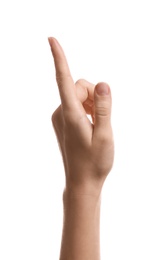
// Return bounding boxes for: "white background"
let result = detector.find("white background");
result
[0,0,164,259]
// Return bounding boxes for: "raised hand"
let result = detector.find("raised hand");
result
[48,37,114,197]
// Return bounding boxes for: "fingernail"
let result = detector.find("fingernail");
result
[96,83,109,96]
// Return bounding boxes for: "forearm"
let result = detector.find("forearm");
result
[59,187,101,260]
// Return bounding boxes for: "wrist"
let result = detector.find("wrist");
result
[63,180,104,202]
[63,187,102,204]
[60,183,101,260]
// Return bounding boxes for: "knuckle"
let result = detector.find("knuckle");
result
[51,111,56,122]
[75,78,86,85]
[51,106,62,125]
[56,73,72,86]
[96,108,110,117]
[51,112,58,130]
[55,77,63,88]
[95,103,110,117]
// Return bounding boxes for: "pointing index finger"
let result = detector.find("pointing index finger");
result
[48,37,77,110]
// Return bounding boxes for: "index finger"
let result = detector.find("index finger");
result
[48,37,77,110]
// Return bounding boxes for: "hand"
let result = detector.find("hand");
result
[48,37,114,196]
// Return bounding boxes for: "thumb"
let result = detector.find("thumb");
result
[93,82,112,135]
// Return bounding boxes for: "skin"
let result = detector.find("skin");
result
[48,37,114,260]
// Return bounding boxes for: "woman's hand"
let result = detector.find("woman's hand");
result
[48,37,114,197]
